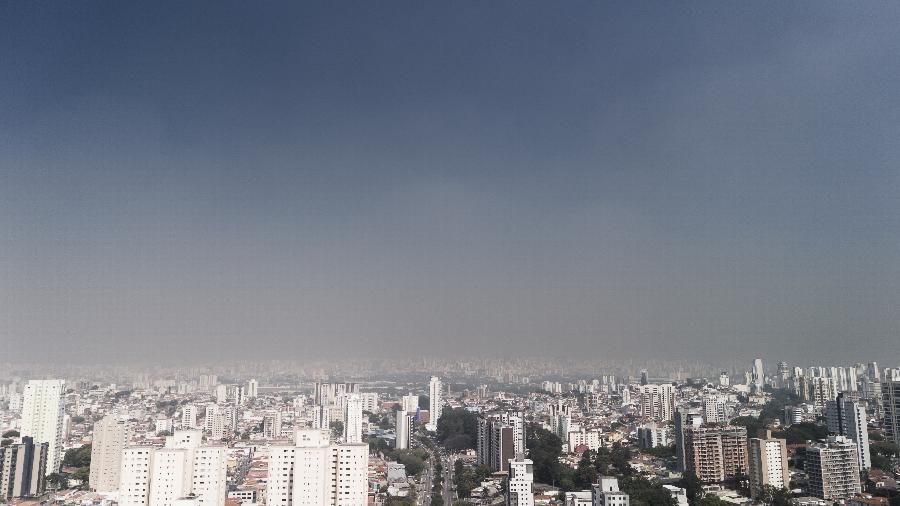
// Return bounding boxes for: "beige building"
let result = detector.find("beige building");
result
[683,425,748,483]
[90,415,132,492]
[748,431,789,500]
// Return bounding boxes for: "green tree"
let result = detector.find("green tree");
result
[619,475,678,506]
[436,408,478,450]
[1,430,19,438]
[330,420,344,438]
[63,444,92,468]
[573,451,598,489]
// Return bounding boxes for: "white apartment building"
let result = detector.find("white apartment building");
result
[343,394,363,444]
[427,377,442,432]
[119,447,154,506]
[267,428,368,506]
[181,404,198,429]
[401,394,419,413]
[247,379,258,399]
[592,477,629,506]
[21,379,65,472]
[395,410,414,450]
[748,432,789,500]
[90,414,132,492]
[116,430,227,506]
[506,455,534,506]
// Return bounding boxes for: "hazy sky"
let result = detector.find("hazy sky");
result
[2,2,899,364]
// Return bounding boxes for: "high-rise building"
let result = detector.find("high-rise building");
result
[702,396,727,424]
[477,415,517,472]
[638,384,676,421]
[247,378,258,399]
[826,393,870,471]
[181,404,198,429]
[806,436,862,501]
[401,394,420,414]
[426,377,442,432]
[343,394,363,444]
[718,372,730,387]
[215,385,228,404]
[748,431,789,500]
[683,425,748,483]
[116,430,227,506]
[506,454,534,506]
[752,358,765,390]
[263,410,284,439]
[204,404,225,440]
[674,409,702,472]
[118,447,154,506]
[395,410,414,450]
[882,378,900,446]
[0,436,48,500]
[90,415,132,492]
[267,428,368,506]
[21,379,65,473]
[637,423,669,450]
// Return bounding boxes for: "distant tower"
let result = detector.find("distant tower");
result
[640,370,648,386]
[247,379,259,399]
[426,376,442,432]
[753,358,765,390]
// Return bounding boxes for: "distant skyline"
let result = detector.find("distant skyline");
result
[2,2,899,364]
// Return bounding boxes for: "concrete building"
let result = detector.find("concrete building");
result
[637,423,668,450]
[247,378,258,399]
[682,425,748,483]
[592,476,629,506]
[674,409,702,472]
[21,379,65,473]
[638,384,675,421]
[426,376,443,432]
[395,410,414,450]
[181,404,198,429]
[748,431,789,500]
[401,394,420,414]
[90,414,132,492]
[343,394,363,444]
[881,379,900,446]
[0,437,48,500]
[702,396,727,424]
[478,415,517,472]
[806,436,862,501]
[507,454,534,506]
[266,428,368,506]
[826,393,871,471]
[116,430,227,506]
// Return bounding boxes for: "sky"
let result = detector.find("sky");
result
[1,2,899,365]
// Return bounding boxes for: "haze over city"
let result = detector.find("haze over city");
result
[3,1,900,366]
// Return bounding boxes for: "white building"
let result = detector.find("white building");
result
[116,430,227,506]
[592,477,629,506]
[426,376,442,432]
[204,404,225,440]
[748,432,789,500]
[247,379,258,399]
[395,410,414,450]
[343,394,363,444]
[267,428,368,506]
[21,379,65,472]
[181,404,198,429]
[752,358,765,389]
[703,395,727,424]
[90,414,132,492]
[507,455,534,506]
[401,394,420,413]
